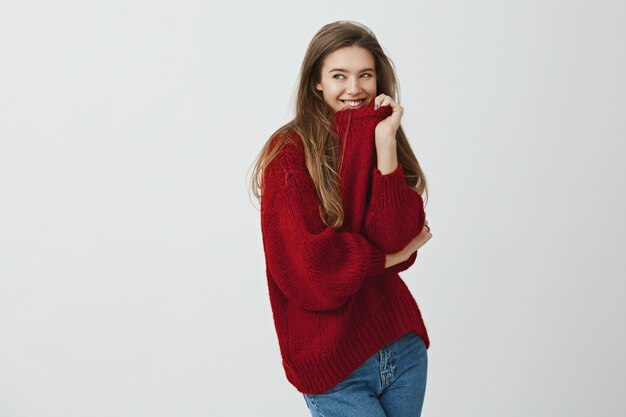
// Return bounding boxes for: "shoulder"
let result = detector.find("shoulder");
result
[266,130,307,177]
[261,130,317,209]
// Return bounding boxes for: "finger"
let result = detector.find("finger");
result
[381,94,394,107]
[374,93,386,109]
[375,93,396,109]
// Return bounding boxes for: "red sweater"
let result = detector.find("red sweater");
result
[260,99,429,394]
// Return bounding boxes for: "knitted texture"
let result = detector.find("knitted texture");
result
[260,99,429,394]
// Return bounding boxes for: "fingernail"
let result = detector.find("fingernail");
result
[374,103,379,110]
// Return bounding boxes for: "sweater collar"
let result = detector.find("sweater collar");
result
[332,98,393,128]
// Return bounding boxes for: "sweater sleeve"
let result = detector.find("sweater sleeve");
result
[261,145,387,312]
[363,163,426,274]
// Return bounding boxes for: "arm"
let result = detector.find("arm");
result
[363,163,426,274]
[364,98,426,273]
[261,145,388,312]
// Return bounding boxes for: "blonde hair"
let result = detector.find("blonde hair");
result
[249,20,428,229]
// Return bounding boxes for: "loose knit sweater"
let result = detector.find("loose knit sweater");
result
[260,99,429,394]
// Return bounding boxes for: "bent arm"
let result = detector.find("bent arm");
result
[261,146,389,311]
[363,163,426,274]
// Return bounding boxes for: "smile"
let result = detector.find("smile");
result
[341,99,366,108]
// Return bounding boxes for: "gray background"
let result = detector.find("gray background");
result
[1,0,625,416]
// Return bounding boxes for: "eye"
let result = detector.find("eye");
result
[332,73,374,79]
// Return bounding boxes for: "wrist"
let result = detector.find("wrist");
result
[376,153,399,175]
[376,143,397,158]
[377,163,399,176]
[385,251,405,268]
[375,135,397,150]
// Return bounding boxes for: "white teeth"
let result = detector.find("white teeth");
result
[343,100,364,107]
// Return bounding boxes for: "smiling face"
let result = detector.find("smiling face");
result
[315,46,377,112]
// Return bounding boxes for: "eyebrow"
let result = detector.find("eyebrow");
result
[328,67,375,73]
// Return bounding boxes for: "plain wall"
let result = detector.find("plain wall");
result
[1,0,624,416]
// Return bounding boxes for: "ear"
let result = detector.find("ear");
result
[315,83,322,92]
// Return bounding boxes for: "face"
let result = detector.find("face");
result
[315,46,377,112]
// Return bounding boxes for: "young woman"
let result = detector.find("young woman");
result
[250,20,433,417]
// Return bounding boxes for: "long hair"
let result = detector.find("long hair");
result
[249,20,428,229]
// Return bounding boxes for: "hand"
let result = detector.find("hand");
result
[385,220,432,268]
[374,93,404,145]
[400,219,432,260]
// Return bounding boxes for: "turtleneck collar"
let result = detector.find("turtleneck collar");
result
[332,98,393,128]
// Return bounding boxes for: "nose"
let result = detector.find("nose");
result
[346,76,362,95]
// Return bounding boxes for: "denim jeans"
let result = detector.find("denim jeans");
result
[302,331,428,417]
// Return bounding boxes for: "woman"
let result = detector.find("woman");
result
[250,20,433,417]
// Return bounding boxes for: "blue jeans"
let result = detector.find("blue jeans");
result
[303,331,428,417]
